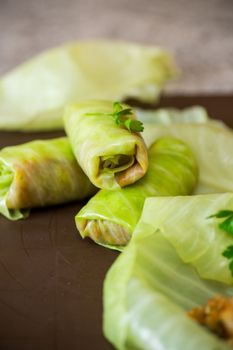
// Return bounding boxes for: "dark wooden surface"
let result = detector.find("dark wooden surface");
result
[0,95,232,350]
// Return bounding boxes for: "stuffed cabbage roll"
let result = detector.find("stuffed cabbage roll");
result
[143,123,233,193]
[76,137,198,248]
[103,197,233,350]
[0,137,96,220]
[64,100,148,190]
[0,41,176,131]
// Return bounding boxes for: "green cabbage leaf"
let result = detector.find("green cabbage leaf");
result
[103,194,233,350]
[0,41,176,131]
[136,105,209,124]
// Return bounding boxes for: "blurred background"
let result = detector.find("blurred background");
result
[0,0,232,94]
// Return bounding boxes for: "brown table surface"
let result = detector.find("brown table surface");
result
[0,95,232,350]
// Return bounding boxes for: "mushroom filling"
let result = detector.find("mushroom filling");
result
[188,295,233,342]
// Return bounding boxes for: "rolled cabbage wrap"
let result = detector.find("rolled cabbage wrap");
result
[64,101,148,189]
[103,196,233,350]
[76,137,198,248]
[0,137,96,220]
[143,123,233,194]
[0,41,176,131]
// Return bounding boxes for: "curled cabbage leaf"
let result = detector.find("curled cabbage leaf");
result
[0,41,176,131]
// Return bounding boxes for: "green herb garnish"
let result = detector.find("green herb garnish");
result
[209,209,233,276]
[222,245,233,276]
[208,210,233,236]
[222,245,233,259]
[112,102,144,132]
[85,102,144,132]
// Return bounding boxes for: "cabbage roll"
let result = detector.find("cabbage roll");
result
[76,137,198,248]
[0,137,96,220]
[103,197,233,350]
[64,100,148,190]
[0,41,176,131]
[143,123,233,193]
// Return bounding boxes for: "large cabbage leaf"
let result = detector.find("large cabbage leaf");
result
[104,195,233,350]
[137,193,233,284]
[136,105,227,128]
[136,105,209,124]
[143,123,233,193]
[0,41,176,131]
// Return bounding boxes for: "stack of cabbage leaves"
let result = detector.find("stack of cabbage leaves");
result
[104,193,233,350]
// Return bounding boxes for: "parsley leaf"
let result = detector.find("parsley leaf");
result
[222,245,233,259]
[208,209,233,236]
[211,209,233,277]
[112,102,144,132]
[229,260,233,277]
[219,217,233,236]
[84,101,144,133]
[112,101,122,113]
[208,210,233,219]
[124,119,144,132]
[114,108,133,125]
[222,246,233,276]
